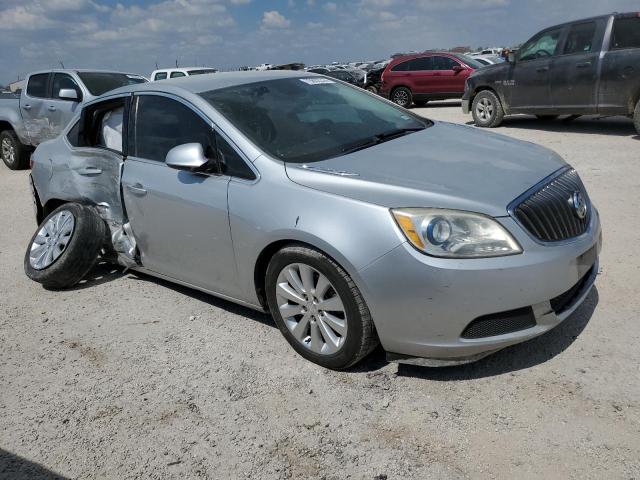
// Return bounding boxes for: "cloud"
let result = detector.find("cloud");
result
[261,10,291,28]
[323,2,337,13]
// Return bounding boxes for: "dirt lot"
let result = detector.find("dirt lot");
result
[1,104,639,480]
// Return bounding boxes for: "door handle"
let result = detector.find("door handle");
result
[126,183,147,195]
[536,66,549,72]
[78,166,102,176]
[47,106,57,112]
[22,104,32,110]
[576,62,592,68]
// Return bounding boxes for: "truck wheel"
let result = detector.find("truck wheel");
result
[0,130,29,170]
[472,90,504,128]
[24,203,106,289]
[265,245,379,370]
[634,100,640,135]
[391,87,412,108]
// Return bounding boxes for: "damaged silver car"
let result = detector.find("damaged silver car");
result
[26,71,601,369]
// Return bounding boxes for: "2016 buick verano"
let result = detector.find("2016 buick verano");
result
[26,71,601,369]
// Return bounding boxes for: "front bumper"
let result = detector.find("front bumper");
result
[356,210,602,365]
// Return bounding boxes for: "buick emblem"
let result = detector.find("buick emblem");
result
[570,191,588,220]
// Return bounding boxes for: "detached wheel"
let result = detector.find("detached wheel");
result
[391,87,412,108]
[1,130,29,170]
[25,203,106,289]
[472,90,504,128]
[266,245,378,370]
[634,100,640,135]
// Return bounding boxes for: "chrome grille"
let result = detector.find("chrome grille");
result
[512,168,590,242]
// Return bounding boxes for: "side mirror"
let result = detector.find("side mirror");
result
[508,52,516,63]
[452,65,464,74]
[58,88,79,101]
[165,143,210,172]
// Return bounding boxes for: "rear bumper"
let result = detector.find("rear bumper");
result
[356,211,602,365]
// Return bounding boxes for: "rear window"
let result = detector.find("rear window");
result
[612,16,640,50]
[26,74,49,98]
[187,69,218,76]
[77,72,147,96]
[154,72,168,81]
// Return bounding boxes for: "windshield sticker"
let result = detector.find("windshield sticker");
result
[300,78,335,85]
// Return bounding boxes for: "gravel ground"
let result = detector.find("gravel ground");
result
[1,104,639,480]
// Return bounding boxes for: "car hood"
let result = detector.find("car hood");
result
[285,121,566,217]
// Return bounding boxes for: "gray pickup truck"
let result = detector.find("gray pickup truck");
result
[463,12,640,133]
[0,69,146,170]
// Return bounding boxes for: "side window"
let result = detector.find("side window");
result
[215,132,255,180]
[391,61,410,72]
[612,17,640,50]
[563,22,597,55]
[154,72,168,81]
[407,57,433,71]
[170,71,186,78]
[432,56,459,70]
[26,73,49,98]
[52,73,82,101]
[133,95,213,162]
[66,121,81,147]
[518,27,563,61]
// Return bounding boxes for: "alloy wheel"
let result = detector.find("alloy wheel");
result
[393,89,409,107]
[275,263,348,355]
[29,210,75,270]
[476,97,494,121]
[1,138,15,165]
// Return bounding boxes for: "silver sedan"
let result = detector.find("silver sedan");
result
[26,71,601,369]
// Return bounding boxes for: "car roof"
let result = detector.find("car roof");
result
[26,69,145,77]
[153,67,216,73]
[108,70,316,97]
[389,51,456,63]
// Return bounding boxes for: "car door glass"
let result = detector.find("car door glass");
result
[563,22,597,55]
[26,74,49,98]
[215,132,255,180]
[52,73,82,100]
[391,61,410,72]
[612,17,640,50]
[518,28,563,61]
[133,95,214,162]
[408,57,433,71]
[432,56,459,70]
[154,72,168,80]
[170,71,186,78]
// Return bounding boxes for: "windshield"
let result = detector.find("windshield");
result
[200,77,429,163]
[77,72,147,96]
[453,54,485,70]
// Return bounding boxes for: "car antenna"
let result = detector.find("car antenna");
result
[59,60,65,68]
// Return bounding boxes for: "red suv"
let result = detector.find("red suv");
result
[380,52,482,108]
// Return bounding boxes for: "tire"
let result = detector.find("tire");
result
[1,130,29,170]
[634,100,640,135]
[471,90,505,128]
[265,245,378,370]
[390,87,412,108]
[24,203,106,289]
[414,100,429,107]
[366,85,378,94]
[536,115,559,121]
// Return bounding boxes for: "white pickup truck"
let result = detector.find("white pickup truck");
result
[0,69,146,170]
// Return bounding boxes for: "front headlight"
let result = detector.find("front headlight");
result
[391,208,522,258]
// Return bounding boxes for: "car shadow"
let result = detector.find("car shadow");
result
[467,115,636,137]
[0,448,68,480]
[415,101,462,109]
[394,287,599,381]
[44,261,126,291]
[127,269,275,328]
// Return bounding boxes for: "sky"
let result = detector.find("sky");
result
[1,0,639,84]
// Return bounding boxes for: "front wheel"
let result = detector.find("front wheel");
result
[266,245,378,369]
[391,87,412,108]
[471,90,505,128]
[24,203,106,289]
[634,100,640,135]
[1,130,29,170]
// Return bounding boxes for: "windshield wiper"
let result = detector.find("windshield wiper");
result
[341,126,425,155]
